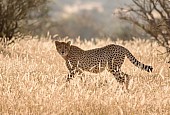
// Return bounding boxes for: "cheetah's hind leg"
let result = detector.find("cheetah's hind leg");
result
[111,70,130,92]
[120,72,130,92]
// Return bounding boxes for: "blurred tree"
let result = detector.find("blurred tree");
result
[23,2,51,37]
[0,0,49,45]
[115,0,170,53]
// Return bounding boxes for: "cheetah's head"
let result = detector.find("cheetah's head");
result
[55,41,71,57]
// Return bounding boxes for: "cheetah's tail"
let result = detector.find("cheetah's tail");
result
[125,49,153,72]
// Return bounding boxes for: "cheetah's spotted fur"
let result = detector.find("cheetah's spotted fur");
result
[55,41,153,90]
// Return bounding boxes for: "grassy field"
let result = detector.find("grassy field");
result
[0,37,170,114]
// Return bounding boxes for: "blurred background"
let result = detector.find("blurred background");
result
[1,0,154,42]
[26,0,146,40]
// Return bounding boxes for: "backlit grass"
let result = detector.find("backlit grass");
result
[0,37,169,114]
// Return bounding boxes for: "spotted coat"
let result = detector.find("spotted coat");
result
[55,41,153,90]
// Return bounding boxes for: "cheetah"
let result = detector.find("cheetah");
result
[55,41,153,90]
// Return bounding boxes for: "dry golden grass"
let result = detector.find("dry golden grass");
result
[0,37,170,115]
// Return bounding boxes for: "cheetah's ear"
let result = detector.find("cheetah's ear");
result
[67,41,71,45]
[55,41,60,46]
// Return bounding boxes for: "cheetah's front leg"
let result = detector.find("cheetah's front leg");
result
[65,60,76,82]
[66,68,85,82]
[66,69,76,82]
[65,61,84,82]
